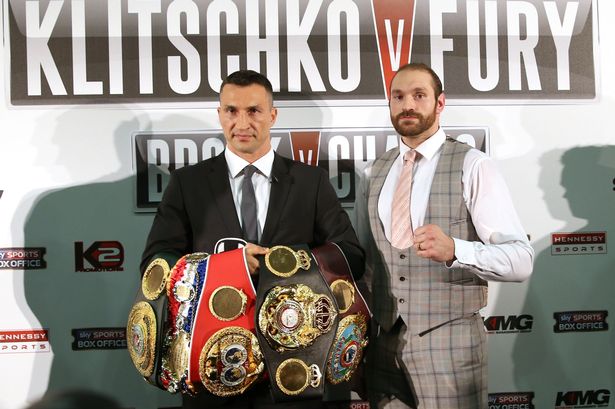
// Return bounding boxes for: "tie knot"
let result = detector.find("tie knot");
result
[403,150,417,165]
[243,165,257,178]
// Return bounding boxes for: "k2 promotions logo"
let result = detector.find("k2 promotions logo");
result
[484,315,533,334]
[74,241,124,272]
[553,310,608,333]
[133,126,488,211]
[7,0,597,106]
[551,232,607,255]
[0,247,47,269]
[71,328,127,351]
[488,392,535,409]
[555,389,610,408]
[0,329,50,354]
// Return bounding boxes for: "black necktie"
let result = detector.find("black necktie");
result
[241,165,258,243]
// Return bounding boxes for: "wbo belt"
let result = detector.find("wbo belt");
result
[127,253,179,389]
[256,244,339,402]
[312,242,370,398]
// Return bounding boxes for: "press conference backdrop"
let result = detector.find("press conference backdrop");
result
[1,1,613,408]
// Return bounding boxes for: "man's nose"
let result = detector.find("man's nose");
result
[236,111,250,128]
[402,97,416,111]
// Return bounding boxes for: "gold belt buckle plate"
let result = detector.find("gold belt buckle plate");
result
[265,246,311,277]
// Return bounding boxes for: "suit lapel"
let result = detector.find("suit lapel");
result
[205,154,243,237]
[260,154,292,244]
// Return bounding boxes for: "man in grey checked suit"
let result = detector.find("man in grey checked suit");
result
[357,63,534,408]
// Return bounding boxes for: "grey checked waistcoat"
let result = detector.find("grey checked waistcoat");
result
[367,138,487,335]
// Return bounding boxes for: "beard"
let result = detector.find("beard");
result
[391,106,437,137]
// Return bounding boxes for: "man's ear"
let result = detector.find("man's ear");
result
[436,92,446,114]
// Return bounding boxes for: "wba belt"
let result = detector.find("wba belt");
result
[312,243,370,396]
[256,244,339,402]
[127,253,179,389]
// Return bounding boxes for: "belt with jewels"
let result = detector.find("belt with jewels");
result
[127,253,179,389]
[256,244,339,402]
[312,242,370,397]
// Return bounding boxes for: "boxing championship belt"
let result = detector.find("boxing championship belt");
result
[127,253,179,389]
[160,252,209,394]
[312,243,370,398]
[256,244,339,402]
[189,248,265,397]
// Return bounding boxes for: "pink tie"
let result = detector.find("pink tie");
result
[391,150,417,249]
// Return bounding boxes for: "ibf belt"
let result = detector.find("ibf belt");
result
[127,253,179,389]
[312,243,370,388]
[189,248,264,396]
[256,244,339,402]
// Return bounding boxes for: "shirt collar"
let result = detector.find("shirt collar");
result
[225,147,275,178]
[398,128,446,162]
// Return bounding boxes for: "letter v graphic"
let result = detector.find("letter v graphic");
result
[371,0,416,98]
[289,131,321,167]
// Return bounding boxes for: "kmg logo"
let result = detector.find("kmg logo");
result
[556,389,610,407]
[484,315,533,334]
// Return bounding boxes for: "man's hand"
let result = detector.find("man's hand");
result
[245,243,269,275]
[413,224,455,263]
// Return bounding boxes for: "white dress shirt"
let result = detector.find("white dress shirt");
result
[376,128,533,282]
[225,148,275,241]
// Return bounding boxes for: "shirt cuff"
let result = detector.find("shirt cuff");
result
[446,238,475,269]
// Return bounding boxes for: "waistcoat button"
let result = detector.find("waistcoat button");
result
[399,254,406,259]
[399,298,405,304]
[399,276,406,281]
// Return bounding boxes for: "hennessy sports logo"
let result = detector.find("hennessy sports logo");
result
[488,392,535,409]
[553,310,608,333]
[483,315,533,334]
[71,328,127,351]
[7,0,596,105]
[0,329,50,354]
[0,247,47,269]
[74,241,124,272]
[134,126,488,210]
[551,232,607,255]
[555,389,610,408]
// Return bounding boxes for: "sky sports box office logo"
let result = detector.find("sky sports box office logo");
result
[0,329,50,354]
[553,310,608,333]
[488,392,534,409]
[0,248,47,269]
[134,126,488,210]
[551,232,607,255]
[7,0,597,106]
[71,328,127,351]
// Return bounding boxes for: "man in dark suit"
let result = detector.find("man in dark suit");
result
[141,70,364,408]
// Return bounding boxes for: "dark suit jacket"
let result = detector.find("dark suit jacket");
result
[141,152,364,278]
[141,152,363,407]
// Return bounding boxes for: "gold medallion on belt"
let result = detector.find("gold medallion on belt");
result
[142,258,172,301]
[127,301,157,378]
[198,327,264,396]
[265,246,311,277]
[209,286,248,321]
[258,284,337,351]
[275,358,322,396]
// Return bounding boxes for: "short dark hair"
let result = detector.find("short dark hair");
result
[220,70,274,103]
[392,63,443,98]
